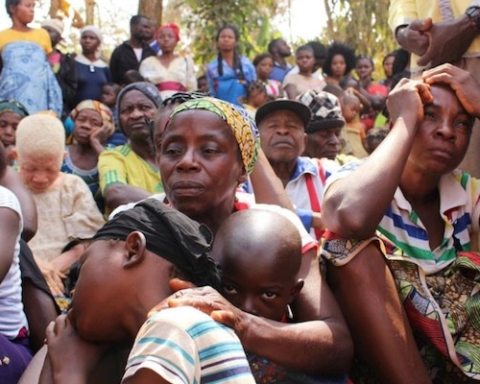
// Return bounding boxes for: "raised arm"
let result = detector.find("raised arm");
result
[322,79,432,238]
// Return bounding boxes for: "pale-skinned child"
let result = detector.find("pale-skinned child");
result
[14,114,104,304]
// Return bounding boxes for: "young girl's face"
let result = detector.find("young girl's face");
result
[74,109,103,144]
[217,28,237,52]
[19,153,62,193]
[0,111,22,147]
[296,49,315,74]
[356,58,373,80]
[10,0,35,25]
[256,57,274,79]
[331,54,347,78]
[249,89,268,108]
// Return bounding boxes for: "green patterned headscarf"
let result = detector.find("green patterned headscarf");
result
[0,100,29,118]
[168,97,260,174]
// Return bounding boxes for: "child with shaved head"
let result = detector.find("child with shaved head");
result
[212,208,304,322]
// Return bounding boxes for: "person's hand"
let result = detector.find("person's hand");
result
[417,17,476,67]
[167,278,248,334]
[45,314,108,383]
[36,259,66,297]
[423,63,480,118]
[396,19,433,56]
[89,126,108,154]
[386,78,433,129]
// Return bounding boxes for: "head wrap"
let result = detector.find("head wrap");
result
[116,82,162,132]
[157,23,180,41]
[297,90,345,133]
[93,199,221,289]
[169,97,260,174]
[41,18,64,36]
[0,99,29,118]
[71,100,114,137]
[80,25,103,44]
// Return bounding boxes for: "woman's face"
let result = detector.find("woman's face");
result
[256,57,274,79]
[10,0,35,25]
[331,54,347,78]
[80,31,100,55]
[383,55,395,78]
[159,110,245,222]
[74,109,103,144]
[0,111,22,147]
[356,58,373,81]
[217,28,237,52]
[119,90,156,140]
[157,27,178,53]
[296,49,315,74]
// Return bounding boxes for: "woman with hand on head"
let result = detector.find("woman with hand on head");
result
[139,23,196,100]
[0,0,62,116]
[74,26,111,105]
[206,24,256,105]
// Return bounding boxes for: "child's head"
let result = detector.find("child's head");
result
[341,93,361,123]
[101,83,121,108]
[295,44,315,74]
[212,209,304,321]
[196,75,209,94]
[364,127,389,154]
[246,80,268,108]
[253,53,274,80]
[15,114,65,193]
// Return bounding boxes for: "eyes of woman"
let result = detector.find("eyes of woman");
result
[424,108,472,132]
[162,143,223,157]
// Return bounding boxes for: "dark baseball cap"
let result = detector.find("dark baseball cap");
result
[255,99,312,127]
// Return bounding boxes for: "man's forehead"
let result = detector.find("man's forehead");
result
[261,109,304,125]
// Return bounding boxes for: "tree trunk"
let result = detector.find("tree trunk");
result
[138,0,163,28]
[85,0,95,25]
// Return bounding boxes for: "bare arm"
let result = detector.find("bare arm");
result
[322,79,431,238]
[103,184,152,212]
[0,167,37,241]
[249,148,294,211]
[0,207,19,282]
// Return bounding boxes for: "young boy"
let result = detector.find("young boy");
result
[212,208,304,322]
[14,114,104,304]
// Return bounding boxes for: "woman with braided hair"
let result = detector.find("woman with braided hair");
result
[206,24,256,105]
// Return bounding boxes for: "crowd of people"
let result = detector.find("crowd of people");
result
[1,0,480,383]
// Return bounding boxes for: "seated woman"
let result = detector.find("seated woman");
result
[139,23,196,99]
[14,114,104,305]
[0,99,29,165]
[321,64,480,383]
[62,100,114,209]
[0,141,32,383]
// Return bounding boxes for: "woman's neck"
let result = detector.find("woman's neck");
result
[82,52,97,62]
[11,19,30,32]
[399,164,442,203]
[221,50,235,66]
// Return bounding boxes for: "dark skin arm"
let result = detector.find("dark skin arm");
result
[322,78,433,238]
[103,184,152,212]
[0,167,37,241]
[169,249,353,376]
[0,207,19,283]
[123,369,171,384]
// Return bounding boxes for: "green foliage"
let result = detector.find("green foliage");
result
[184,0,285,66]
[322,0,399,78]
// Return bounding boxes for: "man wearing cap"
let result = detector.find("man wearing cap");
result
[41,19,77,118]
[255,97,339,240]
[109,15,156,85]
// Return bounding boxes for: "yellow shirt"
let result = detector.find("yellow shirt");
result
[388,0,480,70]
[0,28,52,53]
[99,144,163,195]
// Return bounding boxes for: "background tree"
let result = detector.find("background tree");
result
[138,0,163,28]
[322,0,397,75]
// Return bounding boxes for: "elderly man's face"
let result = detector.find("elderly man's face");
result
[259,110,306,165]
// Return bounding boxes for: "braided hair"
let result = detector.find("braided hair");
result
[216,24,245,82]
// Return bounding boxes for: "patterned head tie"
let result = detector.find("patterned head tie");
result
[0,99,29,118]
[167,97,260,174]
[71,99,114,137]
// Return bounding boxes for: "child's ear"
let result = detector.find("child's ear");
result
[289,279,304,303]
[123,231,147,268]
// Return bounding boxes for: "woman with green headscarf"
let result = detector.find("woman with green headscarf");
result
[0,99,29,164]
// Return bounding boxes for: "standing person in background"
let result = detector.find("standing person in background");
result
[380,51,396,89]
[0,0,62,116]
[283,45,326,100]
[323,42,356,88]
[253,53,284,99]
[109,15,156,85]
[74,26,111,105]
[207,24,256,105]
[41,19,78,119]
[268,38,293,82]
[139,23,196,99]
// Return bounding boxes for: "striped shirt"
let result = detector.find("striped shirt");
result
[123,306,255,384]
[98,144,163,195]
[326,161,480,274]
